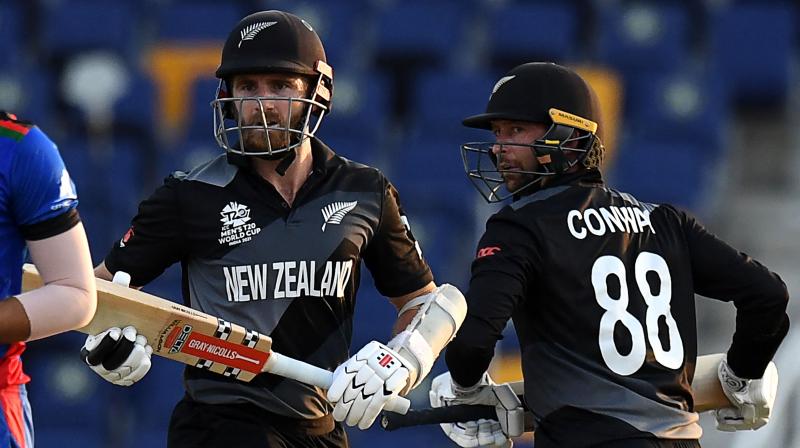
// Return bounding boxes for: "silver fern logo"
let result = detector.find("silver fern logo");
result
[238,21,277,48]
[491,75,516,97]
[321,201,358,232]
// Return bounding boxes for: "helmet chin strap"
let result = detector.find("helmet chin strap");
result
[274,150,297,176]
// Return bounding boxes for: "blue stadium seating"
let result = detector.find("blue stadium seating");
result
[58,137,147,253]
[113,69,158,139]
[129,359,185,430]
[350,271,399,348]
[0,3,21,68]
[390,136,479,288]
[624,67,728,148]
[156,2,245,41]
[708,3,795,105]
[268,0,372,70]
[593,2,690,75]
[185,76,222,141]
[24,352,114,430]
[40,0,140,60]
[373,1,467,63]
[158,138,221,178]
[0,68,56,130]
[35,429,106,448]
[317,71,393,151]
[608,136,713,211]
[488,3,579,63]
[413,70,498,132]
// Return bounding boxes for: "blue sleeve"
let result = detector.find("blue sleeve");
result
[10,127,79,226]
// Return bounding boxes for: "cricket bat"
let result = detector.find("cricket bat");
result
[21,264,410,413]
[380,354,737,430]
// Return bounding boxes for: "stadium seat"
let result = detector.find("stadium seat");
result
[24,351,114,429]
[35,429,106,448]
[0,69,56,130]
[373,1,467,64]
[350,271,398,348]
[58,137,147,246]
[266,0,371,70]
[184,76,222,141]
[158,138,221,179]
[58,52,138,137]
[129,358,185,430]
[156,2,244,42]
[624,67,728,149]
[412,70,498,133]
[608,136,713,212]
[391,136,479,288]
[40,0,139,60]
[316,71,393,151]
[488,3,579,65]
[593,2,690,75]
[707,3,795,106]
[0,3,21,68]
[113,69,158,139]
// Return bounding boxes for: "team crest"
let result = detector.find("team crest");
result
[219,202,261,246]
[238,21,277,47]
[321,201,357,232]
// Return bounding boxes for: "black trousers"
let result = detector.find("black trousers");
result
[534,436,702,448]
[167,395,348,448]
[532,407,702,448]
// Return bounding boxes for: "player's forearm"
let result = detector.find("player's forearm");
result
[21,223,97,340]
[389,281,437,336]
[688,223,791,378]
[728,311,789,379]
[18,283,97,340]
[726,272,790,378]
[445,273,521,387]
[0,297,32,343]
[445,316,497,388]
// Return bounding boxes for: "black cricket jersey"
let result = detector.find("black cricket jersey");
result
[446,170,789,444]
[105,138,433,419]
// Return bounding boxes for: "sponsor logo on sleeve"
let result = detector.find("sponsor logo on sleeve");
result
[477,246,501,258]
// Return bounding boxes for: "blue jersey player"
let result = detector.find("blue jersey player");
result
[0,111,97,447]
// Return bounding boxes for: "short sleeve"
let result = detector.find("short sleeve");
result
[104,175,186,286]
[363,178,433,297]
[10,127,80,240]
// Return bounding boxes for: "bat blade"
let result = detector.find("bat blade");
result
[21,264,411,413]
[22,263,272,382]
[693,353,731,412]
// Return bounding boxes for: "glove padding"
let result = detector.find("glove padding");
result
[430,371,523,447]
[715,357,778,431]
[81,326,153,386]
[327,341,410,429]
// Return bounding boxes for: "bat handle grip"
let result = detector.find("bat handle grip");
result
[380,404,497,431]
[264,352,410,414]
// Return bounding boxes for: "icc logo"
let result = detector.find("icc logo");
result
[220,202,251,229]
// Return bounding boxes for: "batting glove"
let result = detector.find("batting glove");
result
[430,371,523,447]
[327,341,410,430]
[715,356,778,431]
[81,325,152,386]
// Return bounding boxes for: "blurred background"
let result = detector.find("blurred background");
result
[3,0,799,446]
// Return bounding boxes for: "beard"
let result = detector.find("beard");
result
[240,110,305,154]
